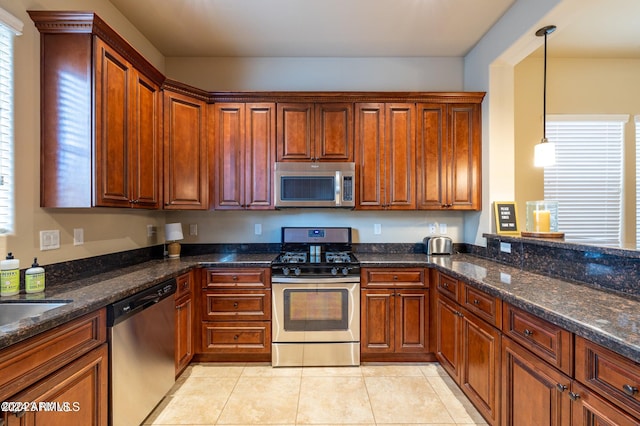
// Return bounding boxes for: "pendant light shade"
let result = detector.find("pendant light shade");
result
[533,25,557,167]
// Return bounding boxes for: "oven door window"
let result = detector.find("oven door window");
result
[281,176,335,201]
[283,289,348,331]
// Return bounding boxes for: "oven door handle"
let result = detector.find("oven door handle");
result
[272,277,360,284]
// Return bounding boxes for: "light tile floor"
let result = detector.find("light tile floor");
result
[144,363,488,425]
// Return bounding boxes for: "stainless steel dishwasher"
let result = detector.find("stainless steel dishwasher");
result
[107,278,176,426]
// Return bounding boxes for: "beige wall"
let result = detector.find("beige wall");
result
[0,0,167,265]
[514,57,640,245]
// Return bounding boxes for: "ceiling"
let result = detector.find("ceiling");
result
[108,0,640,59]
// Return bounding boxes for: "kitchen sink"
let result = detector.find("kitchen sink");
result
[0,301,70,327]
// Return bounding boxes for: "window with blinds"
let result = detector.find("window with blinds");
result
[544,115,627,246]
[636,116,640,249]
[0,9,21,235]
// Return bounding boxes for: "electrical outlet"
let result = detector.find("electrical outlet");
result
[439,223,447,234]
[255,223,262,235]
[73,228,84,245]
[429,223,437,234]
[146,224,156,238]
[374,224,382,235]
[500,242,512,253]
[189,224,198,236]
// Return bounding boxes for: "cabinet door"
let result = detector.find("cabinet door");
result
[570,381,640,426]
[175,293,193,376]
[395,290,428,353]
[416,103,446,209]
[435,295,462,380]
[448,104,481,209]
[385,103,416,209]
[315,103,353,161]
[276,103,314,161]
[213,103,245,209]
[245,103,275,209]
[163,90,208,209]
[501,337,571,426]
[461,310,501,425]
[361,289,394,353]
[94,39,131,207]
[130,71,161,208]
[5,344,108,426]
[355,103,385,209]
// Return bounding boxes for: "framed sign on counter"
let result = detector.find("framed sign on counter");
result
[493,201,519,235]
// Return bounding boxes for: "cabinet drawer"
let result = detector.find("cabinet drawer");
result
[175,271,193,299]
[503,303,572,375]
[204,268,270,289]
[437,272,459,301]
[202,290,271,321]
[575,336,640,419]
[0,309,106,401]
[201,321,271,353]
[461,284,502,329]
[362,268,426,288]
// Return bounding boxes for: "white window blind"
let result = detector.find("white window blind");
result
[0,8,21,235]
[544,115,627,246]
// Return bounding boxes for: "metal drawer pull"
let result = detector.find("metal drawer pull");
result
[234,334,239,340]
[473,299,480,305]
[556,383,568,392]
[523,329,534,337]
[233,302,239,308]
[232,275,238,281]
[623,384,638,396]
[568,392,580,401]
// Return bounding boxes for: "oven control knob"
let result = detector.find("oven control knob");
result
[294,267,301,276]
[342,267,349,276]
[331,267,338,276]
[283,267,290,276]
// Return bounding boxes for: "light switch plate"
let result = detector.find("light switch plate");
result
[40,230,60,251]
[73,228,84,245]
[374,224,382,235]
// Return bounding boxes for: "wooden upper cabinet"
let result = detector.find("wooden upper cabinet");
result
[355,103,415,210]
[163,88,208,210]
[417,103,481,210]
[212,102,275,209]
[277,102,353,162]
[30,11,164,209]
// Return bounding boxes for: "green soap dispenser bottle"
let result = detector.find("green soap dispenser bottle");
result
[0,252,20,297]
[25,258,45,294]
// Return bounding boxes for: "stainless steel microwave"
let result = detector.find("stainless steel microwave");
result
[274,162,355,208]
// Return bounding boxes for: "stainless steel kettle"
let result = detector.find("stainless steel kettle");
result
[423,236,453,255]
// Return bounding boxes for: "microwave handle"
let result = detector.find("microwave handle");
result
[335,171,342,206]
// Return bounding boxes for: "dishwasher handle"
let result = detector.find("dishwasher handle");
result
[108,278,176,327]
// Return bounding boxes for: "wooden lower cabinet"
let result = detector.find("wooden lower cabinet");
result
[570,381,640,426]
[196,267,271,362]
[502,336,571,426]
[435,293,500,425]
[3,344,108,426]
[360,268,430,362]
[175,271,194,376]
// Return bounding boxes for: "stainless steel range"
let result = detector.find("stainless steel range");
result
[271,227,360,367]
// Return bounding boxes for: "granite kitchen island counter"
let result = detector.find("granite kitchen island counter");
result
[2,251,639,364]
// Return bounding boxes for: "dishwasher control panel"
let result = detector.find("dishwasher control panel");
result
[107,278,177,327]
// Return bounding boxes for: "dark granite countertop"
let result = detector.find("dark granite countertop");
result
[0,253,274,350]
[2,251,639,365]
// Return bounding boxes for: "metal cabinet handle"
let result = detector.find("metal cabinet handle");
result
[233,302,239,308]
[233,334,239,340]
[568,392,580,401]
[556,383,568,392]
[393,275,398,280]
[473,299,480,305]
[442,283,448,288]
[232,275,238,281]
[623,384,639,396]
[523,329,534,337]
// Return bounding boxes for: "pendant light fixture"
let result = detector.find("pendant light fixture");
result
[533,24,557,167]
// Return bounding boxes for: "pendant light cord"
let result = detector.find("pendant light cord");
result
[536,25,556,143]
